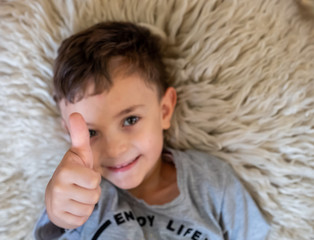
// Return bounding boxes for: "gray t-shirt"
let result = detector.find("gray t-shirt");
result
[34,149,269,240]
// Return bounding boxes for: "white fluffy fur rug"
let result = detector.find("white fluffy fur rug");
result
[1,0,313,239]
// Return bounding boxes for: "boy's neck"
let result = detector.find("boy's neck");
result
[127,157,179,205]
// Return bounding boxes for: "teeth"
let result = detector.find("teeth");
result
[108,155,140,170]
[113,159,134,169]
[116,162,129,168]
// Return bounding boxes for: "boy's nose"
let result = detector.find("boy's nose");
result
[103,134,129,160]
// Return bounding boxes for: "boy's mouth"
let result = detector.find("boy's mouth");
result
[107,155,140,173]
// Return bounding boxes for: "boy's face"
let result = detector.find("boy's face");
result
[59,73,176,191]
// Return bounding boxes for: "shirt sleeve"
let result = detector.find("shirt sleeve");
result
[219,164,270,240]
[33,209,66,240]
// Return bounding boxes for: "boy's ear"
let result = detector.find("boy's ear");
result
[161,87,177,130]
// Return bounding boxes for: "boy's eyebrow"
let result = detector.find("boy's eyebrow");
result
[114,104,145,119]
[83,105,146,127]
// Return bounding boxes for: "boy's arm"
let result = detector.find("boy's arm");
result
[42,113,101,230]
[219,164,270,240]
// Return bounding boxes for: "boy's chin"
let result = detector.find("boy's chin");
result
[105,176,143,191]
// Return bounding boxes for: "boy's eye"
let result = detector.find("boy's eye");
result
[89,129,97,138]
[123,116,139,127]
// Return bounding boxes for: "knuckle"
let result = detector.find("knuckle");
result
[51,181,67,197]
[68,149,84,164]
[63,150,82,166]
[52,183,65,195]
[86,178,96,189]
[56,166,70,181]
[86,174,100,189]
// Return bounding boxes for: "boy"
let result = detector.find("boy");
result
[34,22,269,239]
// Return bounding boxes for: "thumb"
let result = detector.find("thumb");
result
[68,112,94,168]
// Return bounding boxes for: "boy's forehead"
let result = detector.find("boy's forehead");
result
[59,73,160,121]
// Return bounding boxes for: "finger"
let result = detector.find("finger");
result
[61,162,101,189]
[58,212,89,229]
[65,200,95,218]
[56,158,101,189]
[68,112,94,168]
[65,184,101,205]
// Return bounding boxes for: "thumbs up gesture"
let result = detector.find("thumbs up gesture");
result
[45,113,101,229]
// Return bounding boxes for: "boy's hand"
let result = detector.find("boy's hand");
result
[45,113,101,229]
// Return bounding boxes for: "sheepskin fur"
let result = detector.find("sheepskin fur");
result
[0,0,313,239]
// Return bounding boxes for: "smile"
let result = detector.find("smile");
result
[107,155,140,173]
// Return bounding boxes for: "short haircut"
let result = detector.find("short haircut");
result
[53,21,168,103]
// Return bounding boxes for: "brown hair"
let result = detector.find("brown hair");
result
[53,21,168,103]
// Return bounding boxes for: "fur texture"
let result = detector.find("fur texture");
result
[0,0,313,239]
